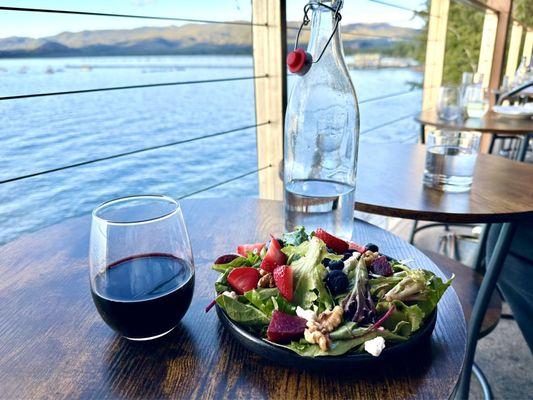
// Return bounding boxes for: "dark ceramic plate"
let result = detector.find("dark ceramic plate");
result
[216,304,437,369]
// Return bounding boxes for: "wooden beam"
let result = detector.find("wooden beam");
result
[523,29,533,65]
[422,0,450,113]
[477,9,499,88]
[505,21,524,79]
[252,0,286,200]
[476,0,510,152]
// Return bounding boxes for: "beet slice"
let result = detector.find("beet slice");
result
[266,310,307,343]
[370,256,393,277]
[214,254,240,265]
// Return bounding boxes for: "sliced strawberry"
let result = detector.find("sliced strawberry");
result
[260,235,287,272]
[315,228,349,254]
[267,311,307,343]
[348,241,366,253]
[227,267,260,295]
[273,265,293,302]
[236,242,265,257]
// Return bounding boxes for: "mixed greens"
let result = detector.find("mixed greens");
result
[208,227,453,357]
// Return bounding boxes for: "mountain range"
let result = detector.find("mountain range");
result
[0,22,418,58]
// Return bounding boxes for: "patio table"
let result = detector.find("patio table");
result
[0,198,465,399]
[416,109,533,161]
[355,143,533,397]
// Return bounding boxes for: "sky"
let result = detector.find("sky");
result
[0,0,425,39]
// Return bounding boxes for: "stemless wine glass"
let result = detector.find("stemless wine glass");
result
[90,195,195,341]
[437,85,461,121]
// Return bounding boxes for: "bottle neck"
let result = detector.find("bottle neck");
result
[307,3,343,63]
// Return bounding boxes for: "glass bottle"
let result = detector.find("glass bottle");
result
[513,56,528,86]
[284,0,359,239]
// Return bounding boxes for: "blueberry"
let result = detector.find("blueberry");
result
[365,243,379,253]
[342,252,354,261]
[326,246,336,254]
[328,260,344,270]
[322,258,331,267]
[325,270,349,295]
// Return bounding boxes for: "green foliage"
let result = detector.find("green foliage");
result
[442,1,485,84]
[513,0,533,27]
[404,1,485,85]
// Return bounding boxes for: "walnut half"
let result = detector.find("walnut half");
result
[304,329,331,351]
[303,306,344,351]
[257,273,275,288]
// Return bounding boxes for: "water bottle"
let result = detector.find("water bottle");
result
[284,0,359,239]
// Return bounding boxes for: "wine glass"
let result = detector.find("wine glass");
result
[437,86,461,121]
[89,195,195,341]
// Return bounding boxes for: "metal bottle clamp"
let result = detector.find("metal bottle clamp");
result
[286,0,343,75]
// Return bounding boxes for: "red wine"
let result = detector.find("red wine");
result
[91,253,194,339]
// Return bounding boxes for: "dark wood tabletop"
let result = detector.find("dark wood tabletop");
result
[0,198,466,400]
[356,143,533,223]
[416,109,533,134]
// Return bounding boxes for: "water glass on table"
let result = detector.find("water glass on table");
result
[423,130,481,192]
[463,73,489,118]
[89,195,195,340]
[437,86,461,121]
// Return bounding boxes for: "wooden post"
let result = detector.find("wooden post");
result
[252,0,286,201]
[484,0,511,95]
[477,9,499,88]
[523,29,533,65]
[422,0,450,113]
[477,0,511,152]
[505,21,524,79]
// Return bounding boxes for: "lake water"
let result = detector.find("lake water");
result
[0,55,422,244]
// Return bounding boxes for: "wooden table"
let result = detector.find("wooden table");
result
[355,143,533,398]
[356,143,533,223]
[0,198,466,399]
[416,109,533,161]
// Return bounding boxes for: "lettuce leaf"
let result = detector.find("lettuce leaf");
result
[216,294,270,327]
[330,321,407,342]
[370,272,406,299]
[243,288,296,317]
[411,272,454,316]
[375,300,424,336]
[341,256,376,323]
[291,237,333,312]
[269,325,406,357]
[281,226,309,247]
[212,252,261,273]
[215,268,232,293]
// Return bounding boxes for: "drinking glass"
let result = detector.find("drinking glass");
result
[437,86,461,121]
[459,72,474,113]
[90,195,195,340]
[424,130,481,192]
[463,73,489,118]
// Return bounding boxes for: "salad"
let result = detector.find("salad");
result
[207,227,453,358]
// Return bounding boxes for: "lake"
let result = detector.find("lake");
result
[0,55,422,244]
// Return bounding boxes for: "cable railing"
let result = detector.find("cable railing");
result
[0,75,267,101]
[178,165,272,199]
[0,2,428,196]
[0,6,264,26]
[286,25,414,42]
[0,122,268,185]
[361,108,431,135]
[366,0,421,13]
[359,88,422,104]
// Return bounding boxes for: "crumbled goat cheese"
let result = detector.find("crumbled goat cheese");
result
[222,291,238,300]
[343,253,360,273]
[364,336,386,357]
[296,306,316,322]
